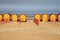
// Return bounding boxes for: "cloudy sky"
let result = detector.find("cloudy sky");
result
[0,0,60,11]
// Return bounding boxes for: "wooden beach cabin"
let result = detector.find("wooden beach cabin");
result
[49,13,56,22]
[3,13,10,22]
[42,13,48,22]
[11,13,18,22]
[34,13,40,25]
[19,13,27,22]
[0,14,3,22]
[34,13,40,21]
[57,13,60,22]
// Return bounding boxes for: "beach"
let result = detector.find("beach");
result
[0,20,60,40]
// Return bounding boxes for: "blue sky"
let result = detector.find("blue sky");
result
[0,0,60,11]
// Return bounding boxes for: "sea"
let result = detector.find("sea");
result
[0,10,60,16]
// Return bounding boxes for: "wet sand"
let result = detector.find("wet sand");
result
[0,20,60,40]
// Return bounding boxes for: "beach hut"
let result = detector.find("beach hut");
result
[34,13,40,21]
[57,13,60,22]
[4,13,10,22]
[34,13,40,25]
[0,14,3,23]
[49,13,56,22]
[42,13,48,22]
[19,13,27,22]
[11,13,18,22]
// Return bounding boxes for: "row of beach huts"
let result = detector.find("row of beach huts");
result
[0,13,60,22]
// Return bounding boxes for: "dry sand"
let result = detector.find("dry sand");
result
[0,20,60,40]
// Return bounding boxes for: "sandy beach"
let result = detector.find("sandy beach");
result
[0,20,60,40]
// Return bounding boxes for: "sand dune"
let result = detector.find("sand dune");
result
[0,20,60,40]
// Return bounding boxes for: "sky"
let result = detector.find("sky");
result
[0,0,60,11]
